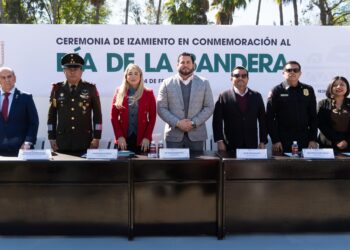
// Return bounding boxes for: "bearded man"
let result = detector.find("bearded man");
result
[157,52,214,151]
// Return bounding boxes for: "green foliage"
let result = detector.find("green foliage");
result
[2,0,35,23]
[307,0,350,25]
[211,0,249,24]
[144,0,159,24]
[164,0,209,24]
[129,0,142,24]
[0,0,110,24]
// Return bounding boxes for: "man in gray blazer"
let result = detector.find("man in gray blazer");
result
[157,52,214,151]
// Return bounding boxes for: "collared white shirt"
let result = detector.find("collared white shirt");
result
[283,80,299,90]
[0,87,15,114]
[177,74,194,85]
[233,86,248,97]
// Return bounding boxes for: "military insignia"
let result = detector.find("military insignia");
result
[58,92,65,101]
[79,102,83,107]
[80,94,89,99]
[80,89,90,99]
[303,89,309,96]
[280,94,288,97]
[52,98,57,107]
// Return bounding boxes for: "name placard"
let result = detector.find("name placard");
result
[159,148,190,159]
[236,149,268,159]
[86,149,118,159]
[302,148,334,159]
[18,149,52,160]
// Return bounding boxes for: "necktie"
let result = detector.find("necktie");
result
[71,85,76,95]
[2,92,10,121]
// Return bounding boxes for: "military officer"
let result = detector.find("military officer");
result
[266,61,318,154]
[48,53,102,154]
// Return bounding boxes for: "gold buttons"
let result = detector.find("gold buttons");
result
[71,108,75,111]
[72,126,75,130]
[71,117,75,120]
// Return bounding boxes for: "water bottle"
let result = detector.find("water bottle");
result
[291,141,298,156]
[158,140,164,157]
[149,140,157,157]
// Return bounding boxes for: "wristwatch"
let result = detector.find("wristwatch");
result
[191,121,196,128]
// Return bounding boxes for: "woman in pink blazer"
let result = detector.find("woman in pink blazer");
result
[111,64,156,153]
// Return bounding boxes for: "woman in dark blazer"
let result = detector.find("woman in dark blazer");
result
[111,64,156,153]
[317,76,350,152]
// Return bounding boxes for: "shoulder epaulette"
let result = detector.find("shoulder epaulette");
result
[51,82,63,91]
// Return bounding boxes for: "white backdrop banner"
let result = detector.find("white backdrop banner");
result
[0,25,350,145]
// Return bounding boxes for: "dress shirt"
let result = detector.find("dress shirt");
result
[0,87,15,114]
[177,74,194,85]
[233,86,248,97]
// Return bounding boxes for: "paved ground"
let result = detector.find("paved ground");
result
[1,234,350,250]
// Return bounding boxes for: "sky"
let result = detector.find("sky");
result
[106,0,317,25]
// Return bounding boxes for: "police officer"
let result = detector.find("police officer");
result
[48,53,102,154]
[267,61,318,154]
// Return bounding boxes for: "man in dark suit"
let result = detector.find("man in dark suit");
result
[47,53,102,154]
[212,66,267,152]
[0,67,39,155]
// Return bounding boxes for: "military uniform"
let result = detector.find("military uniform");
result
[266,81,317,152]
[47,80,102,152]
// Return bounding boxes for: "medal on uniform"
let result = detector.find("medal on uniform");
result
[52,98,57,108]
[303,89,309,96]
[79,102,83,107]
[80,89,89,99]
[58,93,65,101]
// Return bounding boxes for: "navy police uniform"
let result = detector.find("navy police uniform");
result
[47,53,102,152]
[266,81,317,152]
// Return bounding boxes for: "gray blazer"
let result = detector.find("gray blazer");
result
[157,74,214,142]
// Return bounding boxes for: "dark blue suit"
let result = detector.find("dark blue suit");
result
[0,88,39,154]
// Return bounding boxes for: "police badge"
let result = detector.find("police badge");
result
[303,89,309,96]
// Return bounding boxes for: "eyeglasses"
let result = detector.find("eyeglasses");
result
[285,68,300,73]
[232,74,248,79]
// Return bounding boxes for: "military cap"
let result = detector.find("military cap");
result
[61,53,84,68]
